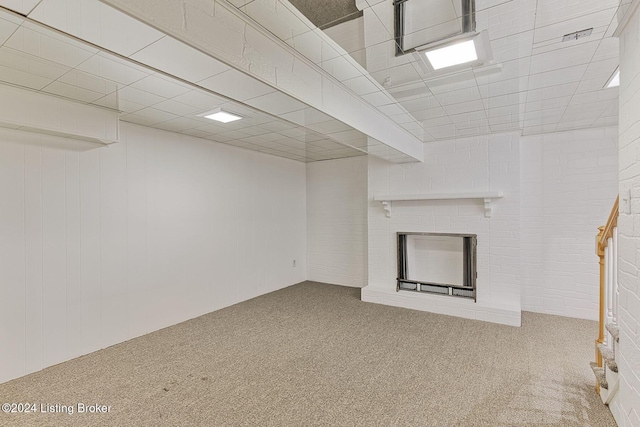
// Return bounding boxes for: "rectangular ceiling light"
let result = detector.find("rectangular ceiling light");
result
[424,39,478,70]
[606,68,620,88]
[202,108,242,123]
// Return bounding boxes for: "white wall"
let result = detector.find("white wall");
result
[306,156,368,287]
[0,122,307,384]
[365,132,522,326]
[611,6,640,424]
[363,128,619,326]
[520,127,619,320]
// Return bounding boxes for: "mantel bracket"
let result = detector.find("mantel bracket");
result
[483,198,493,218]
[381,201,392,218]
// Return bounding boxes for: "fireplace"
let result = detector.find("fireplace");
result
[397,232,477,300]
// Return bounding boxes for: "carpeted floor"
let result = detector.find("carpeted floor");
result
[0,282,616,426]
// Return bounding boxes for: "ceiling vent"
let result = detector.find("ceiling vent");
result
[562,28,593,42]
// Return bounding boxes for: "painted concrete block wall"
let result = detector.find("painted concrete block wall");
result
[366,132,522,325]
[611,7,640,425]
[520,127,619,320]
[306,156,368,287]
[0,122,307,384]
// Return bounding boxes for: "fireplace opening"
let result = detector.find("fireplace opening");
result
[397,232,477,301]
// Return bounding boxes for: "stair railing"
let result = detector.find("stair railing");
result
[594,196,619,392]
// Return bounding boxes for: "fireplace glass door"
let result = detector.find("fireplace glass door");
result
[397,232,477,300]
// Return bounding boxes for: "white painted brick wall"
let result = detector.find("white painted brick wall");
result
[307,156,368,287]
[367,129,618,325]
[0,122,307,384]
[520,128,619,320]
[611,7,640,425]
[367,132,522,317]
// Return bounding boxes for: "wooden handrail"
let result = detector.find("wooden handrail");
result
[594,196,619,393]
[598,197,619,251]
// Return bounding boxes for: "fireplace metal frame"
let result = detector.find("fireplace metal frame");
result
[397,232,477,301]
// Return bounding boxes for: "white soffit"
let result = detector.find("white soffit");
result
[258,0,623,140]
[0,1,413,163]
[2,0,626,152]
[92,0,424,161]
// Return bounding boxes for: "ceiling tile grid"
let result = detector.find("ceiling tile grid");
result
[0,2,417,163]
[0,0,629,162]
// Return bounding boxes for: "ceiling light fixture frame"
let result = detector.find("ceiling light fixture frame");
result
[199,107,244,123]
[394,0,476,57]
[413,30,493,75]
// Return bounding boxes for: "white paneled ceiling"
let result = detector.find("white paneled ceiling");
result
[0,0,627,163]
[0,1,417,163]
[237,0,623,140]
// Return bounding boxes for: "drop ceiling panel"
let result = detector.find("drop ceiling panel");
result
[570,88,618,106]
[0,0,40,15]
[525,95,573,113]
[77,53,149,85]
[245,91,307,115]
[477,0,535,39]
[56,69,119,96]
[529,41,599,76]
[152,99,203,117]
[491,31,534,62]
[0,45,70,89]
[116,85,165,107]
[172,90,229,111]
[532,8,617,45]
[0,15,18,44]
[41,80,106,103]
[198,69,277,102]
[433,86,482,107]
[4,23,95,68]
[527,65,588,91]
[360,90,396,107]
[130,36,230,83]
[29,0,165,57]
[342,74,380,95]
[125,107,178,125]
[286,29,323,63]
[478,77,528,99]
[129,75,192,100]
[482,93,521,109]
[534,0,618,28]
[531,27,607,56]
[592,38,619,62]
[0,0,625,160]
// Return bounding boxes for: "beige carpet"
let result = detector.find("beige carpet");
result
[0,282,616,426]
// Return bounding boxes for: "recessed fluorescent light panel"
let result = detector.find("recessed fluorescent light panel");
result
[414,30,492,75]
[606,68,620,88]
[201,108,243,123]
[425,39,478,70]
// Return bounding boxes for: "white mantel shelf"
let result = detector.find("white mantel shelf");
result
[374,191,504,218]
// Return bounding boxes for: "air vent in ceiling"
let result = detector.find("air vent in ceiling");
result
[562,28,593,42]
